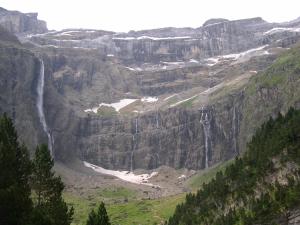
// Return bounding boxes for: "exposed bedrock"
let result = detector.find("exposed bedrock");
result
[0,7,47,34]
[1,7,300,171]
[77,99,243,170]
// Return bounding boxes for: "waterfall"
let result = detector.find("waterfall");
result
[200,107,212,169]
[232,106,238,155]
[36,59,54,157]
[130,117,138,171]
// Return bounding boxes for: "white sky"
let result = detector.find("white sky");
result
[1,0,300,32]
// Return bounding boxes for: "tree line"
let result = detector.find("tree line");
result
[167,108,300,225]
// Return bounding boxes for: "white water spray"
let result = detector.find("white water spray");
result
[130,117,138,171]
[200,107,212,169]
[36,59,54,157]
[232,106,238,155]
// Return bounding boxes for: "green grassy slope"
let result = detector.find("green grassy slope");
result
[64,189,185,225]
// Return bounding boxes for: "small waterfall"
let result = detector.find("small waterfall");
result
[130,117,138,171]
[156,112,159,129]
[200,107,212,169]
[36,59,54,157]
[232,106,238,155]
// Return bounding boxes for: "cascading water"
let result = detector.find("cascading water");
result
[130,117,138,171]
[200,107,212,169]
[232,106,238,155]
[156,112,159,129]
[36,59,54,157]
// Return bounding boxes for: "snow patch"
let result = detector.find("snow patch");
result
[107,54,114,57]
[113,36,191,41]
[141,97,158,103]
[249,70,258,74]
[189,59,199,63]
[170,94,198,107]
[200,83,224,95]
[124,66,136,71]
[42,45,59,48]
[178,175,187,179]
[84,99,138,113]
[204,22,224,27]
[163,94,178,101]
[205,45,269,66]
[84,161,159,186]
[162,61,185,65]
[264,27,300,35]
[73,47,97,50]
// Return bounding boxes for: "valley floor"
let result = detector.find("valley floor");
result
[54,160,231,225]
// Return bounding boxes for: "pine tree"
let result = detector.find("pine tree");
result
[86,209,98,225]
[0,114,32,225]
[86,202,111,225]
[31,144,73,225]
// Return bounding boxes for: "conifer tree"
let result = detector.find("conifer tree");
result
[0,114,32,225]
[86,202,111,225]
[31,144,73,225]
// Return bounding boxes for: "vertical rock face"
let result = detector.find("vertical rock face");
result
[0,41,45,151]
[0,7,47,34]
[110,17,271,63]
[77,104,242,170]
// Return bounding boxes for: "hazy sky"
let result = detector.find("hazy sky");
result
[1,0,300,32]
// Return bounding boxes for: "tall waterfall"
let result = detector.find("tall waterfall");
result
[200,107,212,169]
[36,59,54,157]
[130,117,138,171]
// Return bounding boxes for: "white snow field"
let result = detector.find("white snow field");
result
[84,161,159,186]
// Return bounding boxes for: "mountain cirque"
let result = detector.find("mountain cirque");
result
[0,8,300,173]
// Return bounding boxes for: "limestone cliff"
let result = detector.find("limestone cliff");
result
[0,29,43,152]
[1,7,300,171]
[0,7,47,34]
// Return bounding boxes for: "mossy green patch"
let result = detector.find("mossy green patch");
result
[188,159,234,190]
[97,187,136,199]
[97,105,118,117]
[108,194,186,225]
[178,96,198,108]
[64,188,185,225]
[249,46,300,91]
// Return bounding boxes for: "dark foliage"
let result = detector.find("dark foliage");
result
[0,114,73,225]
[167,108,300,225]
[31,144,74,225]
[0,114,32,225]
[86,202,111,225]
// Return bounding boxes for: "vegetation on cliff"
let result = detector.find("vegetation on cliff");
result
[167,108,300,225]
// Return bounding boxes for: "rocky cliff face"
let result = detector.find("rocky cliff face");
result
[0,31,44,152]
[0,7,47,34]
[24,17,280,65]
[1,7,300,171]
[67,47,300,170]
[77,102,245,170]
[111,17,271,64]
[24,16,300,68]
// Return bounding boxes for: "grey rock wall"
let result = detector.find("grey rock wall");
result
[0,7,47,34]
